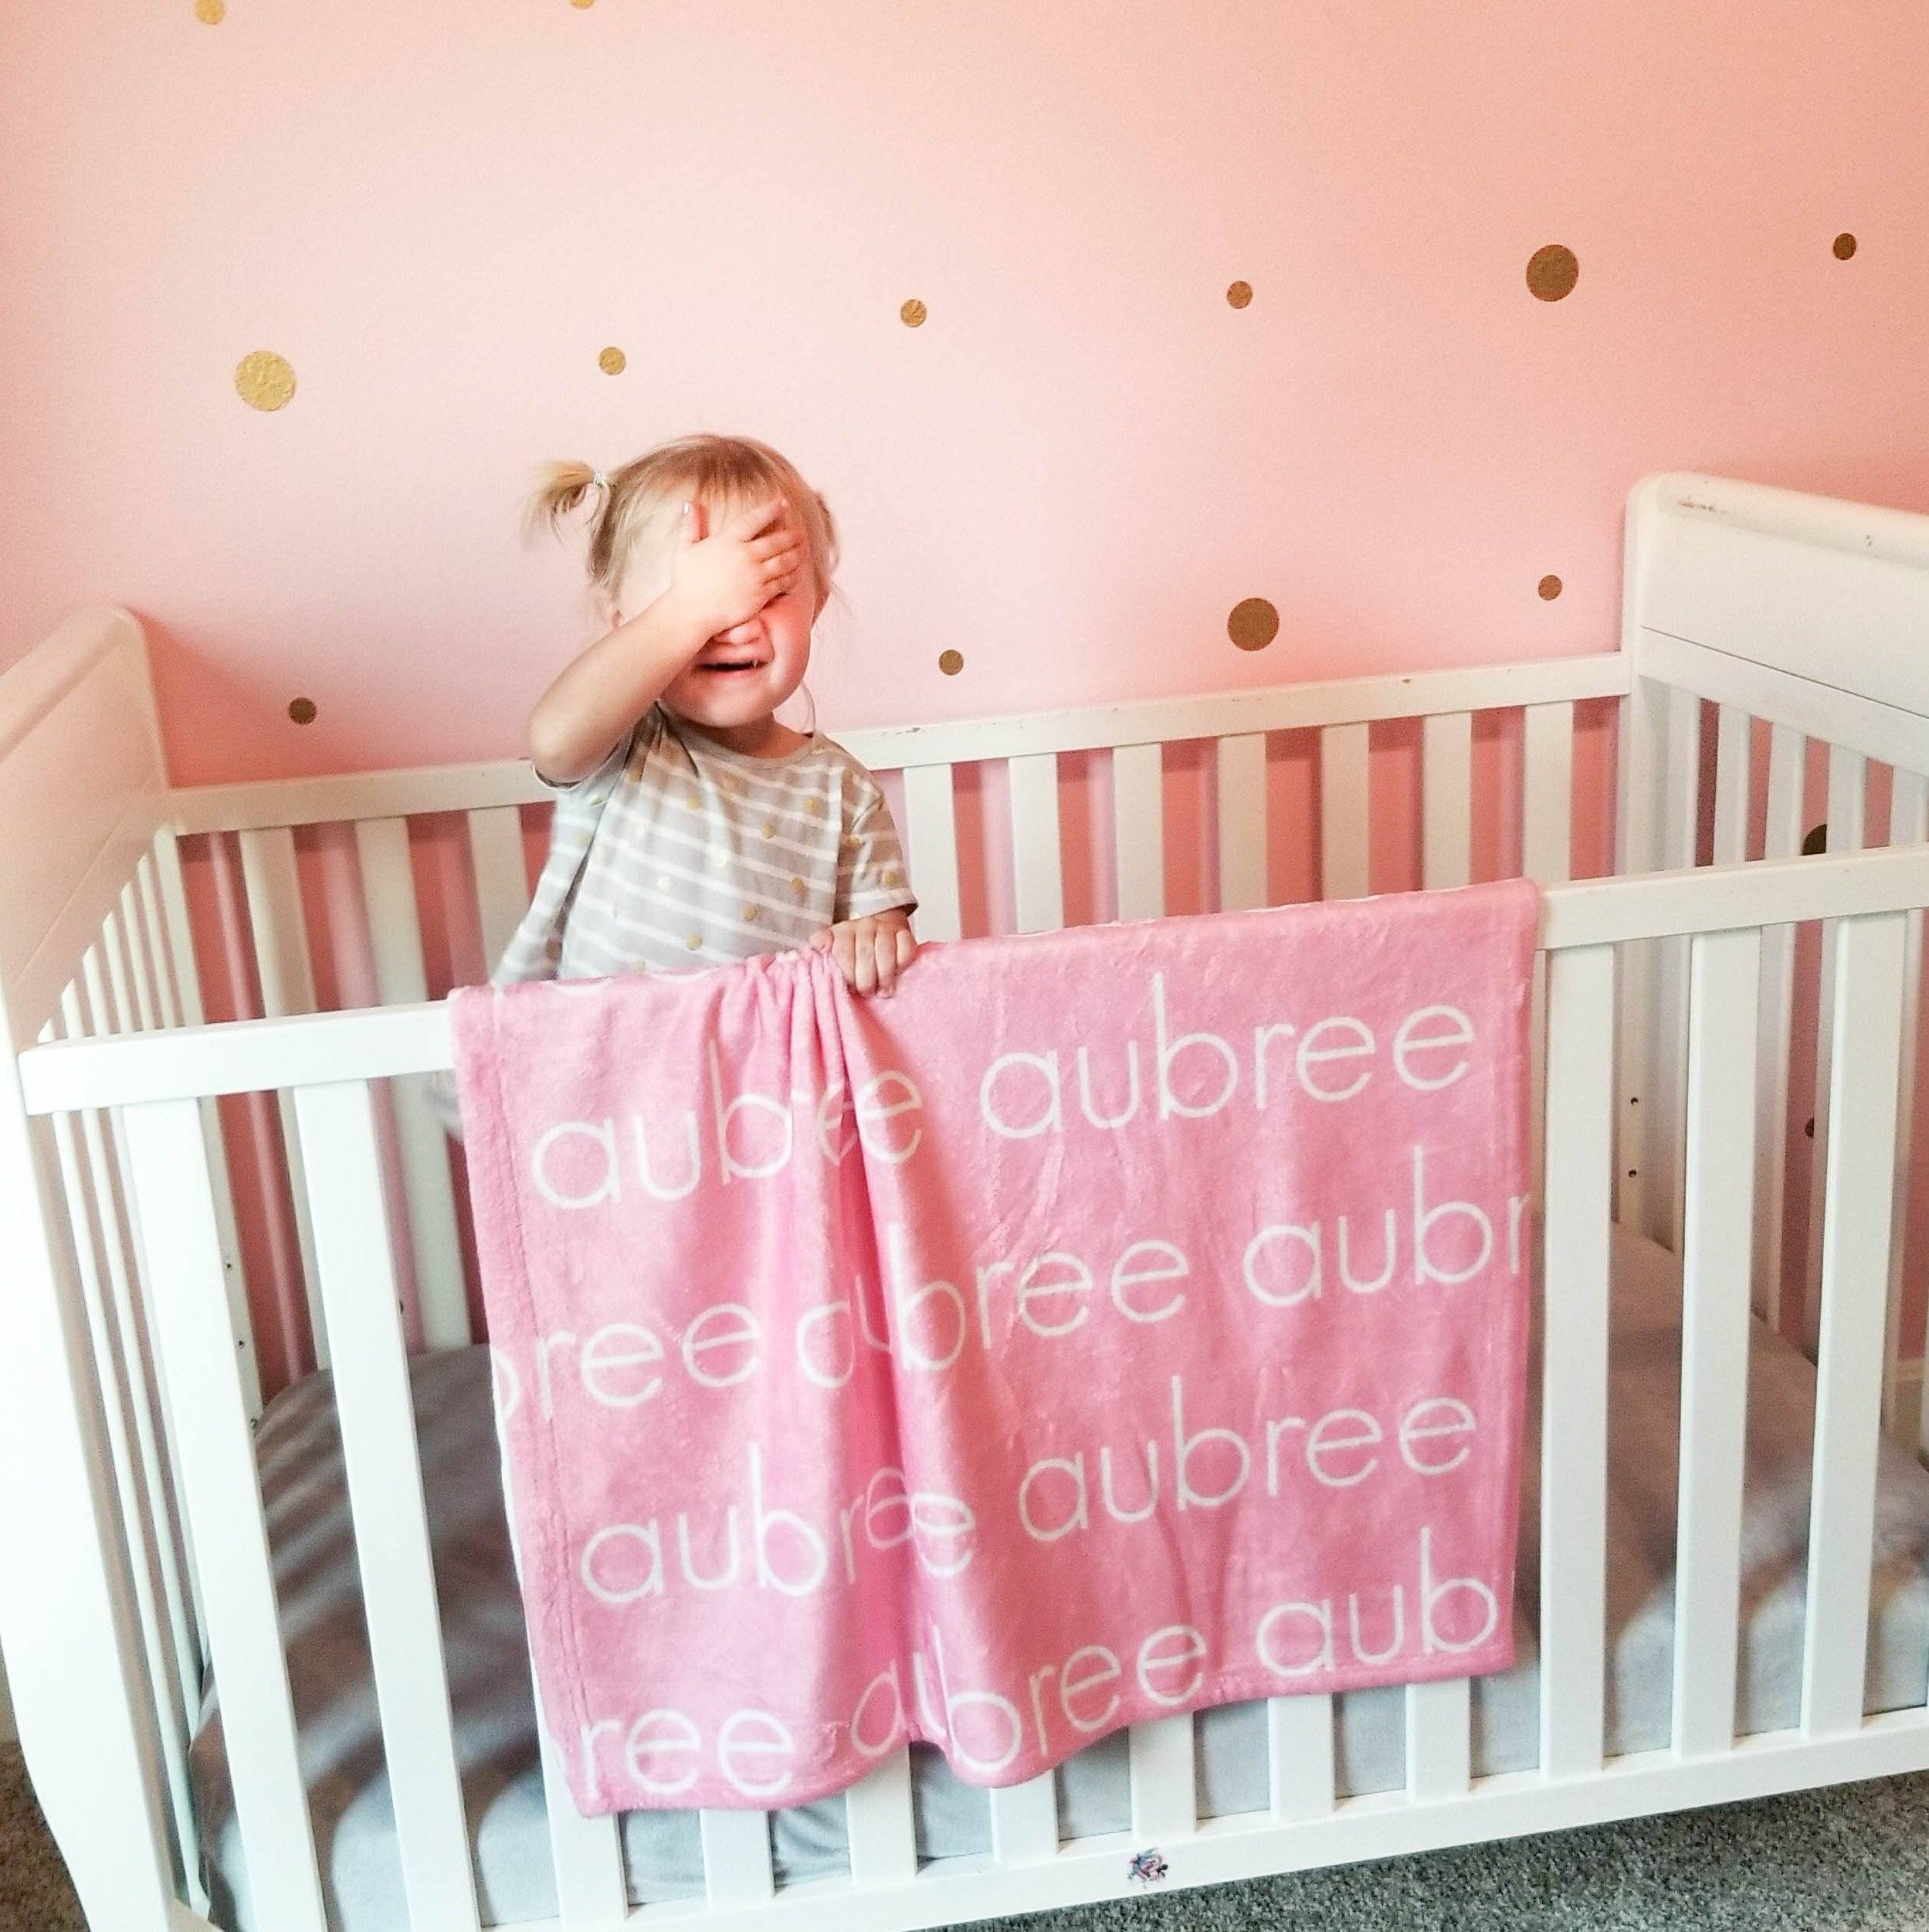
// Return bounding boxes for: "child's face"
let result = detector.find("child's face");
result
[615,497,822,734]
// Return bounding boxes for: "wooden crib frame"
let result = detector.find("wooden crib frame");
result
[6,469,1929,1931]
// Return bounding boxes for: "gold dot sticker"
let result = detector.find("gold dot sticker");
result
[1227,598,1280,652]
[761,820,776,839]
[900,299,927,328]
[791,877,807,898]
[743,904,761,923]
[1226,280,1253,309]
[598,347,626,375]
[235,351,296,412]
[195,0,226,21]
[1525,245,1579,302]
[1834,232,1857,259]
[286,697,317,724]
[805,797,825,816]
[1538,575,1563,600]
[938,649,964,676]
[570,0,596,10]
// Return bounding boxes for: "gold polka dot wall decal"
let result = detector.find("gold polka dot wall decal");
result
[1538,575,1563,600]
[900,299,927,328]
[1834,232,1857,259]
[598,347,627,375]
[1226,280,1253,309]
[235,351,296,412]
[195,0,226,21]
[938,649,964,676]
[287,697,317,724]
[569,0,596,9]
[1227,597,1280,652]
[1525,244,1579,302]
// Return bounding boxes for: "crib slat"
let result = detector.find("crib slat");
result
[700,1809,775,1907]
[1716,704,1756,856]
[149,827,259,1417]
[1421,711,1473,891]
[535,1709,629,1927]
[1113,743,1166,922]
[467,805,530,974]
[1522,703,1574,889]
[1671,927,1761,1757]
[1128,1714,1197,1841]
[239,824,327,1368]
[136,851,183,1029]
[1885,771,1929,1443]
[901,764,963,943]
[846,1750,918,1887]
[119,880,161,1032]
[291,1080,481,1931]
[1266,1693,1335,1819]
[1755,725,1805,1329]
[1803,748,1870,1349]
[1539,943,1615,1779]
[1802,910,1908,1737]
[46,1009,199,1896]
[1319,724,1370,900]
[1405,1679,1470,1801]
[354,816,470,1351]
[1009,754,1064,934]
[988,1777,1059,1865]
[1215,732,1268,912]
[120,1096,330,1932]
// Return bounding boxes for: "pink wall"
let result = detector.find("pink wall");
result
[4,2,1927,784]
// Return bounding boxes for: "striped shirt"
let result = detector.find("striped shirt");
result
[493,705,918,985]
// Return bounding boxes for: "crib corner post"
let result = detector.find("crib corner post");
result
[0,994,183,1931]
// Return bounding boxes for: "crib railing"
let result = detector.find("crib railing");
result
[16,836,1929,1932]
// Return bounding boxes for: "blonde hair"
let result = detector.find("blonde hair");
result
[524,432,841,620]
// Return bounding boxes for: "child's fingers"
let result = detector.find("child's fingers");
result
[873,924,902,995]
[727,497,787,541]
[894,925,917,971]
[808,927,832,952]
[832,924,859,988]
[853,925,879,996]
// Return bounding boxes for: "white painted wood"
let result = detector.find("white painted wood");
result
[134,853,181,1029]
[1803,747,1869,1349]
[1266,1694,1335,1820]
[119,881,161,1032]
[237,823,327,1367]
[988,1777,1059,1866]
[534,1707,629,1927]
[846,1751,918,1887]
[291,1080,480,1930]
[1319,723,1370,901]
[1521,703,1575,890]
[1672,929,1761,1757]
[1651,683,1702,1252]
[1008,754,1064,935]
[45,1015,199,1899]
[1802,911,1907,1737]
[354,815,470,1351]
[900,764,963,944]
[1540,944,1615,1779]
[120,1097,328,1932]
[700,1808,775,1907]
[1755,726,1806,1330]
[466,805,530,974]
[148,827,257,1410]
[1129,1714,1198,1841]
[1112,742,1165,922]
[1420,711,1473,891]
[1406,1679,1471,1801]
[169,653,1632,836]
[1215,732,1268,911]
[1711,707,1751,866]
[1883,769,1928,1443]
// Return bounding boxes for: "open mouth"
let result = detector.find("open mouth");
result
[696,656,768,676]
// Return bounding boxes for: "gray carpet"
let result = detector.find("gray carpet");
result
[10,1744,1929,1930]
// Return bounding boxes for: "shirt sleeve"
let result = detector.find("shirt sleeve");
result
[836,777,920,924]
[532,707,657,805]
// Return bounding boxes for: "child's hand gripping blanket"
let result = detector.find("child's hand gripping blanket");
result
[450,880,1541,1815]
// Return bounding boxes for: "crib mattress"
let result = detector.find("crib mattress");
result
[191,1225,1929,1932]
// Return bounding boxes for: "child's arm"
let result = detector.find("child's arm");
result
[528,498,808,783]
[811,778,920,995]
[810,910,917,996]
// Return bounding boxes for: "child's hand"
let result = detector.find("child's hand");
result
[669,497,808,639]
[810,912,917,996]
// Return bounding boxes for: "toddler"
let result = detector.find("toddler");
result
[436,435,918,1136]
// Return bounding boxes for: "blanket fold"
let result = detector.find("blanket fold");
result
[451,880,1540,1814]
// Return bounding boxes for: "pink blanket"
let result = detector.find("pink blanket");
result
[450,880,1540,1815]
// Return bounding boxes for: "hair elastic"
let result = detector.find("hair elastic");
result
[591,469,609,489]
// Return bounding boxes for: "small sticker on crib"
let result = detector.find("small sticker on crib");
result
[1128,1849,1170,1886]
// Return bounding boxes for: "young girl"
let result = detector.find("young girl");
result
[496,432,920,997]
[436,436,919,1137]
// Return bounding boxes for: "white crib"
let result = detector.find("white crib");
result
[5,469,1929,1932]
